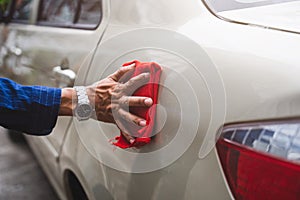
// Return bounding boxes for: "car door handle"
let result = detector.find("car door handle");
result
[52,66,76,88]
[9,46,23,56]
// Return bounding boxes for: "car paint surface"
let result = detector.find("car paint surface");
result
[1,0,300,200]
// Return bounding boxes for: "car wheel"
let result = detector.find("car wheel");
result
[65,171,88,200]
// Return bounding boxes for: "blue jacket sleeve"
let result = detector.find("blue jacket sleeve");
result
[0,78,61,135]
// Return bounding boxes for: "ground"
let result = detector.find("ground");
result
[0,127,59,200]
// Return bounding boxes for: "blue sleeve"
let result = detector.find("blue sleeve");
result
[0,78,61,135]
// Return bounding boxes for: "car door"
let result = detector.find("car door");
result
[0,0,108,188]
[0,5,5,67]
[0,0,12,69]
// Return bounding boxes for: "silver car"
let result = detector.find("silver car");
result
[1,0,300,199]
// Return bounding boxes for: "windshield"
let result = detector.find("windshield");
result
[204,0,300,33]
[205,0,300,12]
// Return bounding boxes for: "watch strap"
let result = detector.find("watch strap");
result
[74,86,93,121]
[74,86,90,105]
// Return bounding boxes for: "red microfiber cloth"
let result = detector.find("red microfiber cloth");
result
[113,60,162,149]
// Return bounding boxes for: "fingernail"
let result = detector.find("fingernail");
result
[123,63,135,70]
[130,139,135,144]
[128,63,136,68]
[144,98,153,106]
[144,73,150,78]
[139,120,147,126]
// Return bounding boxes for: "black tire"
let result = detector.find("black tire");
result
[66,171,88,200]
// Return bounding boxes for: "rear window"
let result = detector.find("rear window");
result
[38,0,102,29]
[204,0,300,33]
[205,0,299,12]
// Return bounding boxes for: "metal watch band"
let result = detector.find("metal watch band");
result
[74,86,93,121]
[74,86,90,104]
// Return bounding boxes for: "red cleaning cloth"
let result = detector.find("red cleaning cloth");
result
[113,60,162,149]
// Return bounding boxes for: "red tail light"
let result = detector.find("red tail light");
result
[216,123,300,200]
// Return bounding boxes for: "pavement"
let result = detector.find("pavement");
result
[0,127,59,200]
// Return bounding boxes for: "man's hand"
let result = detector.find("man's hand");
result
[86,63,153,124]
[59,63,152,143]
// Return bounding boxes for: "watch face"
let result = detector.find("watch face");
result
[76,104,93,119]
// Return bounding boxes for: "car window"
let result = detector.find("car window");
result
[12,0,33,22]
[203,0,300,33]
[38,0,78,26]
[204,0,299,12]
[0,0,10,21]
[38,0,102,29]
[77,0,101,27]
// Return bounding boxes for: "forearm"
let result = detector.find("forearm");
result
[58,88,76,116]
[0,78,61,135]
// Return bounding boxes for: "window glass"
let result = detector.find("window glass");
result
[39,0,78,26]
[77,0,101,27]
[204,0,300,33]
[38,0,102,29]
[205,0,299,12]
[0,0,11,21]
[12,0,33,21]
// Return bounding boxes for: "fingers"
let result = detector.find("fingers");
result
[119,96,153,107]
[109,63,136,82]
[118,65,136,83]
[123,133,136,144]
[123,73,150,94]
[115,119,136,144]
[118,108,147,127]
[106,64,153,146]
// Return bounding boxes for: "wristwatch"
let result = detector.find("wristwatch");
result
[74,86,93,121]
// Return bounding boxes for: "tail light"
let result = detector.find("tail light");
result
[216,122,300,200]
